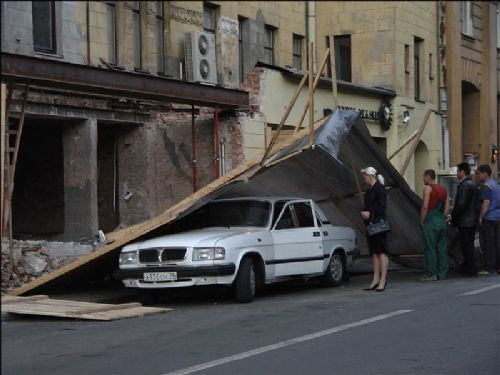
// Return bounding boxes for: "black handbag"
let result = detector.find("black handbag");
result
[366,216,390,236]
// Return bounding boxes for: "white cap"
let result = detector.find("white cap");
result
[361,166,377,176]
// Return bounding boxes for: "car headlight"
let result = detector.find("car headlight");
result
[119,251,138,265]
[192,247,225,261]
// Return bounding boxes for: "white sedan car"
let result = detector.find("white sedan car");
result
[114,197,358,303]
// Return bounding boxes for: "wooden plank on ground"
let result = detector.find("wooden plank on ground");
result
[1,296,169,321]
[1,295,49,304]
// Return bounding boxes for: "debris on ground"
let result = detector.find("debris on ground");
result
[1,241,93,295]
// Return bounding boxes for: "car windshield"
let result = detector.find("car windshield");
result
[187,200,271,228]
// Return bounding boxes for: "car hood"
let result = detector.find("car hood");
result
[122,228,265,250]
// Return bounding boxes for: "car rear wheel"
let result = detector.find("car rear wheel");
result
[321,253,344,287]
[234,257,256,303]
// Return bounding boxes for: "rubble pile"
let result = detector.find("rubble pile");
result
[1,241,92,294]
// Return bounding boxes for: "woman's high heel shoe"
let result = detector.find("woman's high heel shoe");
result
[376,280,387,292]
[363,283,379,291]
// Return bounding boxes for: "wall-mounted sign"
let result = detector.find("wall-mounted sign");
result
[464,152,479,168]
[170,5,203,26]
[338,105,380,121]
[218,16,239,37]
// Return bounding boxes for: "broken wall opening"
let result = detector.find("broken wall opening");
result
[12,118,65,239]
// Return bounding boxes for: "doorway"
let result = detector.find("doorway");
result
[97,124,120,233]
[12,118,65,238]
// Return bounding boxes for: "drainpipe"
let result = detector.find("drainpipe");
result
[437,1,449,170]
[191,104,197,192]
[306,1,317,72]
[214,107,220,179]
[86,1,91,65]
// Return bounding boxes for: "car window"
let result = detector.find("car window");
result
[291,202,315,228]
[272,201,287,227]
[275,206,296,230]
[187,200,271,228]
[315,214,322,227]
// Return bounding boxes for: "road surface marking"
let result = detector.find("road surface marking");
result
[459,284,500,296]
[165,309,412,375]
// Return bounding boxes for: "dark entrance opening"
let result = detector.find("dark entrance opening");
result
[97,124,120,233]
[12,118,65,239]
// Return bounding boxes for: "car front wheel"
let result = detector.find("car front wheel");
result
[234,257,256,303]
[321,253,344,287]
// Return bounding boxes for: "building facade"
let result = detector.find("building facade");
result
[1,1,498,242]
[440,1,499,172]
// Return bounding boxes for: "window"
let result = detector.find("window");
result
[404,44,410,74]
[292,34,303,70]
[156,1,165,73]
[107,1,117,65]
[275,206,295,230]
[32,1,56,54]
[131,1,141,69]
[238,17,246,83]
[264,25,275,65]
[462,1,473,36]
[326,36,332,77]
[429,53,434,80]
[497,4,500,49]
[334,35,351,82]
[414,37,423,100]
[203,3,216,34]
[292,203,314,228]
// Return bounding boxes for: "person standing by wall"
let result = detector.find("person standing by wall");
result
[451,162,477,277]
[360,167,389,292]
[420,169,449,281]
[476,164,500,275]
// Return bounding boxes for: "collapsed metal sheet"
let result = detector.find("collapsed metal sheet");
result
[218,109,425,254]
[16,109,445,295]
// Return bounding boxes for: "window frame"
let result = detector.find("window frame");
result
[497,4,500,49]
[203,3,217,35]
[292,34,303,70]
[462,1,473,37]
[264,25,276,65]
[131,1,142,70]
[156,1,165,73]
[106,1,117,65]
[334,35,352,82]
[238,16,246,84]
[414,37,423,101]
[32,0,57,54]
[404,44,410,74]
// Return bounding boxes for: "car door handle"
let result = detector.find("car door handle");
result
[313,231,320,237]
[323,231,329,236]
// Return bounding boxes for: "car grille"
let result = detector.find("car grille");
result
[138,248,187,264]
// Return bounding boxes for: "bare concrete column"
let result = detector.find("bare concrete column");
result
[62,118,98,240]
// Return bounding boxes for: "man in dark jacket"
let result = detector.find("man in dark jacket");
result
[451,162,477,276]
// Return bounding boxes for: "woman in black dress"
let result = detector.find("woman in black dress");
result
[360,167,389,292]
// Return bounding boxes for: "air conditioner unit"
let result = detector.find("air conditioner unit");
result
[185,31,217,84]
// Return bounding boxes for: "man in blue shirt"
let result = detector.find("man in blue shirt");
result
[477,164,500,275]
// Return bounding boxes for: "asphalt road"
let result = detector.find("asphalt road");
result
[2,270,499,375]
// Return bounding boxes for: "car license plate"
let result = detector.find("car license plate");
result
[143,272,177,282]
